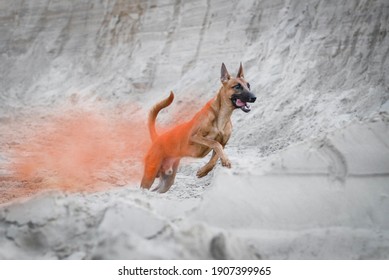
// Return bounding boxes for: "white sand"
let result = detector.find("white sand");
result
[0,0,388,259]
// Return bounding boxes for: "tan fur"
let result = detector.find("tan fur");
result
[141,63,255,193]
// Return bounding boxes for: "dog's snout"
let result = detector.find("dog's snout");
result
[239,91,257,103]
[247,91,256,103]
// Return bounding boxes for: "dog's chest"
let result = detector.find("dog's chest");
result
[209,121,231,143]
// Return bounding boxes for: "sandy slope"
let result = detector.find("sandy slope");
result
[1,115,388,259]
[0,0,389,259]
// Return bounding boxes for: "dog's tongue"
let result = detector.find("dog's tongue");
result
[236,98,251,112]
[236,99,246,107]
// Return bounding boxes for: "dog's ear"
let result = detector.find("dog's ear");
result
[221,63,230,83]
[237,62,244,78]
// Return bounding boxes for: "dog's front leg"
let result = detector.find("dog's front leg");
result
[190,135,231,168]
[197,151,218,178]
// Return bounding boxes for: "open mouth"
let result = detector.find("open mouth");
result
[232,98,252,113]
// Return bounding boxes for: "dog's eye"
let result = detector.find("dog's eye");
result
[247,83,250,89]
[233,84,242,90]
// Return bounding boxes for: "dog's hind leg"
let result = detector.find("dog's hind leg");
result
[153,158,180,193]
[151,173,167,192]
[197,151,219,178]
[140,150,163,190]
[141,165,159,189]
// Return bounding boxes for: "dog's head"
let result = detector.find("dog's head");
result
[220,63,256,113]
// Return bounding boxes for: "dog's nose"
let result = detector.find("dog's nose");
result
[249,96,256,103]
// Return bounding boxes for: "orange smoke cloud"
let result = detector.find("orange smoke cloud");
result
[7,108,150,193]
[1,94,206,202]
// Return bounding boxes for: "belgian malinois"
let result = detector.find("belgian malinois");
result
[140,63,256,193]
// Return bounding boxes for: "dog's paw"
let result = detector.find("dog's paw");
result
[196,168,209,178]
[221,158,232,168]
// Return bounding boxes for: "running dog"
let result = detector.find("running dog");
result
[140,63,256,193]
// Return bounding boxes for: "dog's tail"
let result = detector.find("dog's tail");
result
[148,91,174,141]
